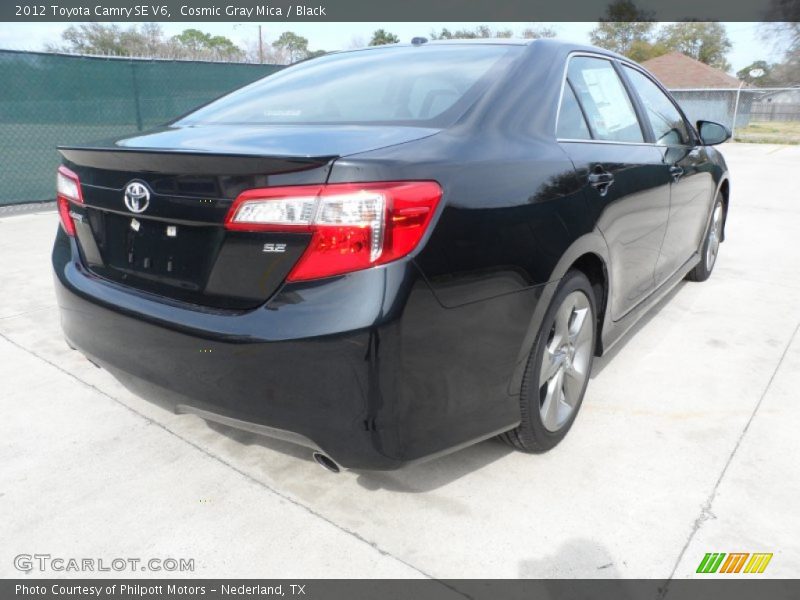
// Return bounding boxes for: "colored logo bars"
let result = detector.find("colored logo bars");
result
[697,552,773,574]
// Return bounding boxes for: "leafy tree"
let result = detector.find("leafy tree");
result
[273,31,310,63]
[656,22,732,71]
[369,29,400,46]
[590,5,732,69]
[172,28,211,52]
[626,39,670,62]
[736,60,776,86]
[589,0,656,56]
[202,35,243,60]
[171,29,243,60]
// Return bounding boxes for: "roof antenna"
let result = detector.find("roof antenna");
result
[411,37,428,46]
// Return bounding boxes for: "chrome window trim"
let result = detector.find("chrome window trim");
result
[554,50,696,149]
[554,51,646,145]
[619,62,697,147]
[557,138,660,147]
[554,52,608,141]
[556,80,594,141]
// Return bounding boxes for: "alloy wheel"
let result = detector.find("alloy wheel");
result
[538,291,594,432]
[705,203,723,272]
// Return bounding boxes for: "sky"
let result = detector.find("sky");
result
[0,21,781,73]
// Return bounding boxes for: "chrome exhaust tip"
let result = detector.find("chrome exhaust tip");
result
[312,452,342,473]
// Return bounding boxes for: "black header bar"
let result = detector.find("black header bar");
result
[2,0,799,22]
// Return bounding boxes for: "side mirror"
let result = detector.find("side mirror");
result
[697,120,731,146]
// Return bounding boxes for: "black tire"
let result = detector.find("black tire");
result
[686,194,724,282]
[500,269,597,453]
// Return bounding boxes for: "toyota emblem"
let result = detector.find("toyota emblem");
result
[124,181,151,214]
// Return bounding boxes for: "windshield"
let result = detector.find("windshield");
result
[177,45,524,127]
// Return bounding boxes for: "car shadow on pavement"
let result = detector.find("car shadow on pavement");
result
[352,438,513,492]
[203,420,319,463]
[518,538,624,578]
[204,419,513,492]
[590,281,686,378]
[516,538,666,591]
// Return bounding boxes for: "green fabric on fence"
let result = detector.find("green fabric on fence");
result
[0,50,282,205]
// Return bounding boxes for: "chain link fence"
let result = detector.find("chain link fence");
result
[671,87,800,145]
[0,50,282,206]
[3,51,799,206]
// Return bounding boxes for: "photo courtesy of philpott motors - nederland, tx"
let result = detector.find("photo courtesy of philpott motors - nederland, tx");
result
[15,584,301,596]
[15,584,251,597]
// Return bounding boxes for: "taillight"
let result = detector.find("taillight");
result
[56,165,83,236]
[225,181,442,281]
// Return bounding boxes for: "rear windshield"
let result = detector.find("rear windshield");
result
[177,45,523,127]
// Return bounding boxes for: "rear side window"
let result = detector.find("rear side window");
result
[566,56,643,143]
[178,45,523,126]
[623,66,691,146]
[557,83,592,140]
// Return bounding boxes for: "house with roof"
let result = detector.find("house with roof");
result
[750,88,800,122]
[640,51,751,128]
[640,51,742,89]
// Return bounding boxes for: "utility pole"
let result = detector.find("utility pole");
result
[258,25,264,64]
[731,80,745,134]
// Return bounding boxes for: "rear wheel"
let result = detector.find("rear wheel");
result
[500,270,596,453]
[686,195,724,282]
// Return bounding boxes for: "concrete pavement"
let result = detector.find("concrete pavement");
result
[1,143,798,580]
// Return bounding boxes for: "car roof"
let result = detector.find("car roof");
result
[331,38,630,62]
[416,38,532,46]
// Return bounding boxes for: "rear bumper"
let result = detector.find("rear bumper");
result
[53,230,544,470]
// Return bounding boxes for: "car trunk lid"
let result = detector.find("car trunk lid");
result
[59,124,439,310]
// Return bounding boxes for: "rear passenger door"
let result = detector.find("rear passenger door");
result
[557,55,671,320]
[620,64,718,284]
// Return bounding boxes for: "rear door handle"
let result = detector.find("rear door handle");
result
[588,166,615,196]
[669,165,684,181]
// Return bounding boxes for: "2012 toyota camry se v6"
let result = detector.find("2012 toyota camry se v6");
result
[52,38,731,472]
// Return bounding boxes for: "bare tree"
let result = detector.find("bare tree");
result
[761,19,800,85]
[45,23,248,62]
[347,35,367,50]
[521,26,557,39]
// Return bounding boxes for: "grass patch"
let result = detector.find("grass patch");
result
[734,121,800,144]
